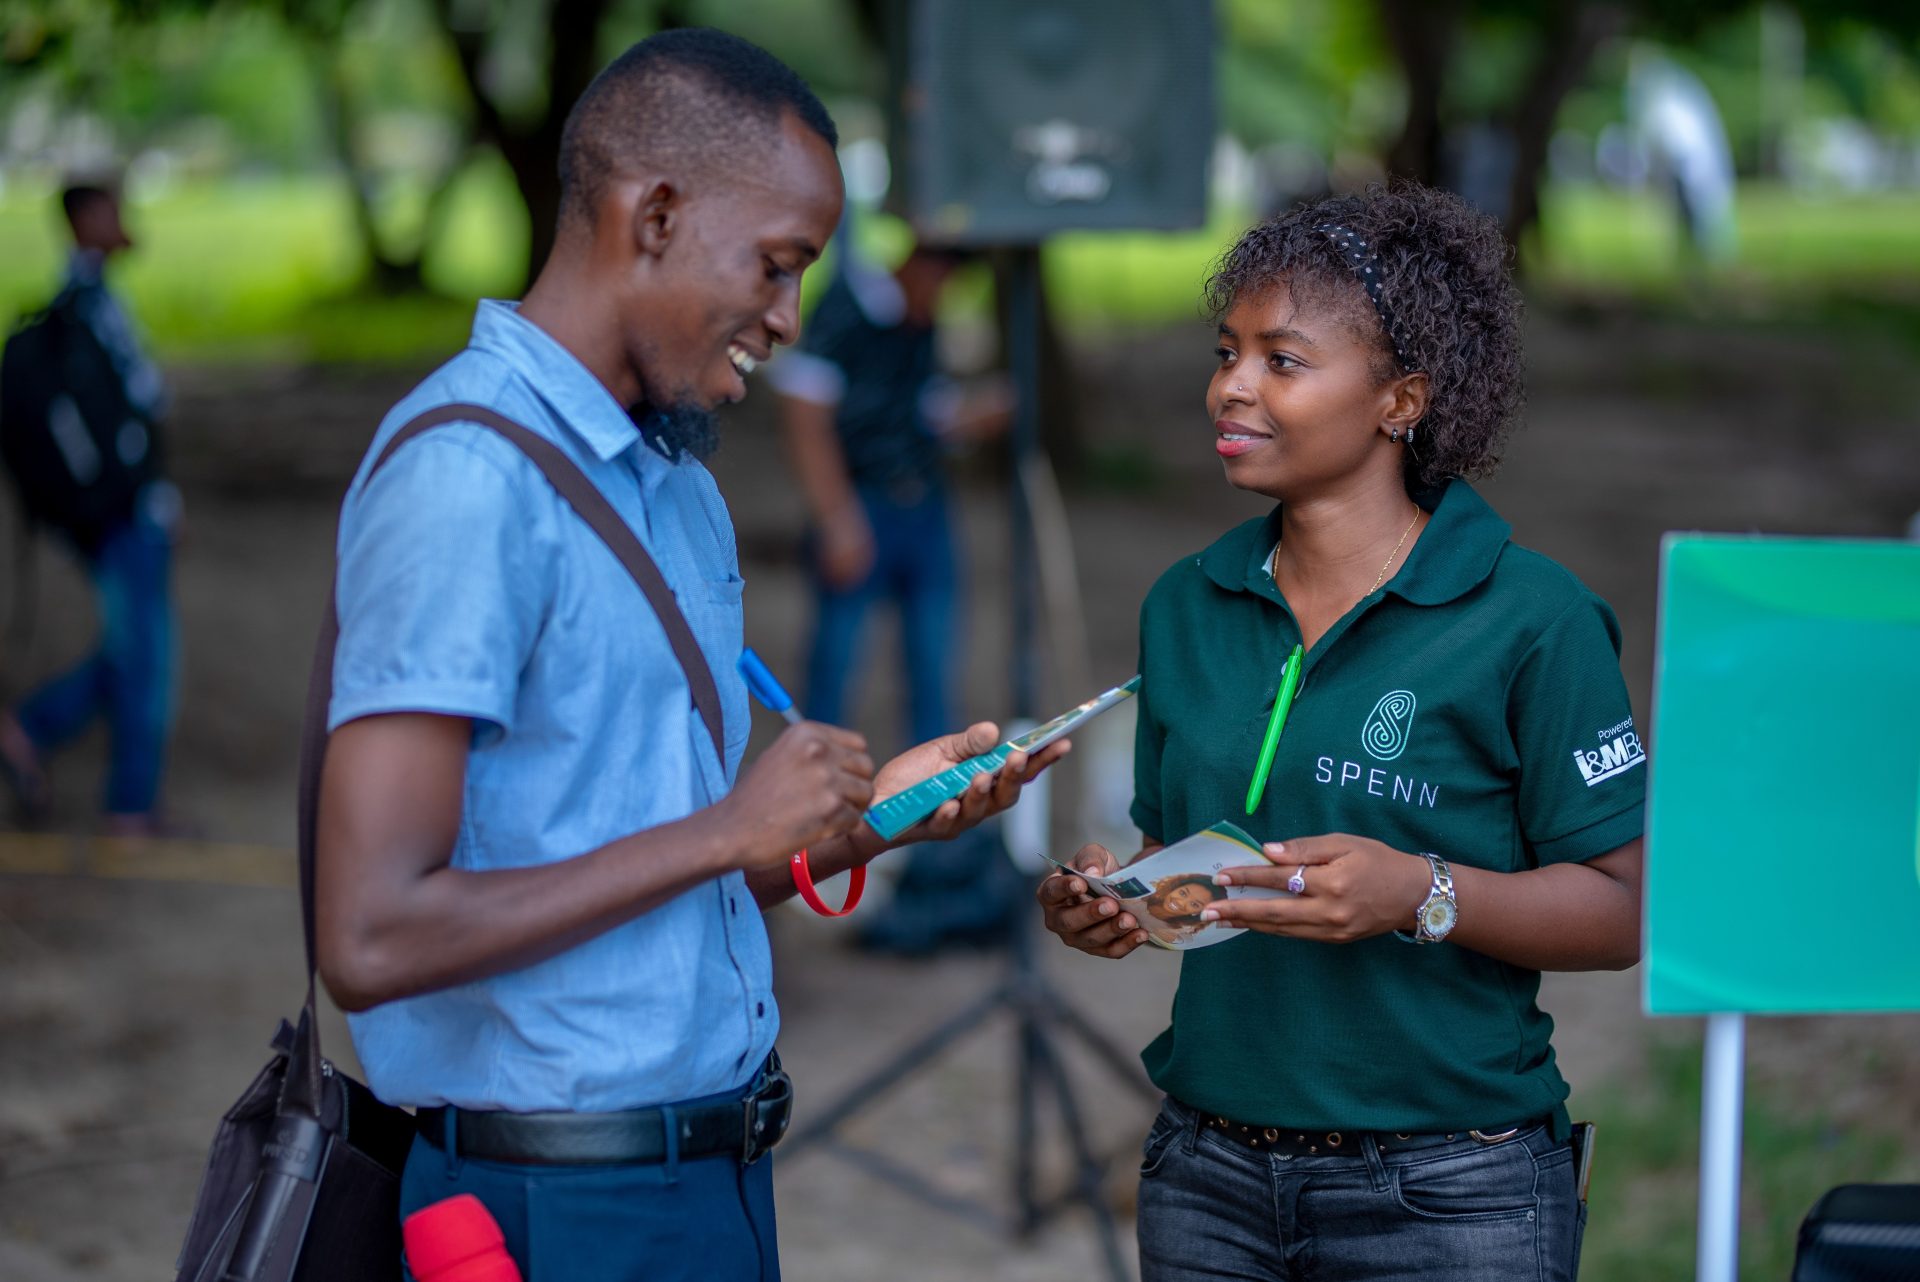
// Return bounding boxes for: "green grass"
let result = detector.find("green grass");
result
[5,174,1919,364]
[1570,1036,1919,1282]
[1533,185,1920,294]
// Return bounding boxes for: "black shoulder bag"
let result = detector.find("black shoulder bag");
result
[174,404,728,1281]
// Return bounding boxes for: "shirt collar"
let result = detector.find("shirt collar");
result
[469,299,646,466]
[1199,478,1511,608]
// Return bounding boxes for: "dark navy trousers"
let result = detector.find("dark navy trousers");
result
[398,1130,780,1282]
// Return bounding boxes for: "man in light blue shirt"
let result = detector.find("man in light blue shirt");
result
[313,30,1058,1282]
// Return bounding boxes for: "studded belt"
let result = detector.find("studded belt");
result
[1198,1110,1537,1158]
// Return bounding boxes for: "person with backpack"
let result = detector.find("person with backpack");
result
[0,183,181,834]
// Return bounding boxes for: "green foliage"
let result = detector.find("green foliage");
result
[1218,0,1388,153]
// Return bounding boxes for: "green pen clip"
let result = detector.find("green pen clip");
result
[1245,644,1304,815]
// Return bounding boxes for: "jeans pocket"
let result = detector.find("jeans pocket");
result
[1139,1103,1183,1179]
[1392,1140,1541,1222]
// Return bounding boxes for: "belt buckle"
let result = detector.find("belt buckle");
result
[742,1062,793,1164]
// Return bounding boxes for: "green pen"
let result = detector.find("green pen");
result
[1245,643,1304,814]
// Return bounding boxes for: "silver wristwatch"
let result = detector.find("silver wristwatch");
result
[1396,852,1457,944]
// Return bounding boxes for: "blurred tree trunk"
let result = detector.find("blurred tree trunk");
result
[434,0,612,289]
[1501,3,1624,249]
[1379,0,1458,187]
[307,43,470,295]
[1378,0,1621,259]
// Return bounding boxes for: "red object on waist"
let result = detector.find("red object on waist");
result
[403,1193,523,1282]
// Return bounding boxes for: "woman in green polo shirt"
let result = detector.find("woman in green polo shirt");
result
[1038,183,1645,1282]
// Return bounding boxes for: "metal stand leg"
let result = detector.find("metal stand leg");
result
[1697,1012,1746,1282]
[782,243,1146,1275]
[783,913,1155,1282]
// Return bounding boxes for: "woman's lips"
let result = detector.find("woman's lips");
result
[1215,421,1271,458]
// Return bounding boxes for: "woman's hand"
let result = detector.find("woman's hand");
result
[1205,834,1431,943]
[1036,844,1153,959]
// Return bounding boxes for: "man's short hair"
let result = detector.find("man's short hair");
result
[557,28,838,227]
[60,183,116,229]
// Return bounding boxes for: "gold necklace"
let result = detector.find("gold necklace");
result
[1367,506,1423,595]
[1270,505,1423,598]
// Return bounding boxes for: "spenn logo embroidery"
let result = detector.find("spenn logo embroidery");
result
[1362,690,1417,761]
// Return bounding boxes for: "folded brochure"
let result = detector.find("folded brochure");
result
[863,676,1141,841]
[1047,821,1289,950]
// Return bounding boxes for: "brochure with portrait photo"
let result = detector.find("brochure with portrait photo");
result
[1048,821,1290,950]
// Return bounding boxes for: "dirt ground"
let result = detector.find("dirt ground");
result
[2,305,1918,1280]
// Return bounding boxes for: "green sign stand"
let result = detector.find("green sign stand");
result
[1646,534,1920,1281]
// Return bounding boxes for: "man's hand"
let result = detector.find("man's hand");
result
[816,508,875,589]
[717,722,875,869]
[742,721,1068,909]
[1037,843,1153,959]
[869,721,1069,847]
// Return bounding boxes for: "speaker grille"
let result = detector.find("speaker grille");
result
[891,0,1215,243]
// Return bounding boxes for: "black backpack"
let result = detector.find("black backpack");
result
[0,288,159,551]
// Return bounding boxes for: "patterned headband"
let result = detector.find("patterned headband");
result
[1316,222,1413,371]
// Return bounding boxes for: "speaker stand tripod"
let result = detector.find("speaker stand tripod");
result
[781,907,1157,1282]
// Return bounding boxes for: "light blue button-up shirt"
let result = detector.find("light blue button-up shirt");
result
[331,300,768,1113]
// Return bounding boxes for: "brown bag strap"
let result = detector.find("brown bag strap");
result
[294,402,728,1024]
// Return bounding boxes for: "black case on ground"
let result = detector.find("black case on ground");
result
[1793,1184,1920,1282]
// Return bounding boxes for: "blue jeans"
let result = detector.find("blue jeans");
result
[803,486,957,747]
[399,1129,780,1282]
[1136,1098,1583,1282]
[16,514,176,815]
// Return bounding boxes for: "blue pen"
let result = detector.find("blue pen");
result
[738,648,804,725]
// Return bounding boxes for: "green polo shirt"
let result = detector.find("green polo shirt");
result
[1131,479,1644,1137]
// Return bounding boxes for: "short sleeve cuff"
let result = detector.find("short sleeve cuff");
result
[1130,799,1164,846]
[1530,802,1644,866]
[328,680,516,734]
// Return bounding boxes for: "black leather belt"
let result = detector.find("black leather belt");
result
[1196,1107,1538,1158]
[416,1059,793,1167]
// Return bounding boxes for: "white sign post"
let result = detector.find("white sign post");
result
[1696,1012,1746,1282]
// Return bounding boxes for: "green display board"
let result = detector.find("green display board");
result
[1645,535,1920,1015]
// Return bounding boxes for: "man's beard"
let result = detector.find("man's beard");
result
[634,401,719,463]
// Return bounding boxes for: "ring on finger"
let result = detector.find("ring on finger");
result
[1286,866,1307,895]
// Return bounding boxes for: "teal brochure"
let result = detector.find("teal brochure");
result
[863,677,1142,841]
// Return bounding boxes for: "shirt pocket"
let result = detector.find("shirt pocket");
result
[689,573,750,762]
[706,573,746,607]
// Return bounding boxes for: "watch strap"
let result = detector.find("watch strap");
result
[1395,851,1455,944]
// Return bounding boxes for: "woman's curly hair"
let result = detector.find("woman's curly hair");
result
[1203,183,1524,488]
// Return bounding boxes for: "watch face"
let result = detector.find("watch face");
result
[1421,898,1458,938]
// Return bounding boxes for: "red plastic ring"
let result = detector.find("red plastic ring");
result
[790,848,866,917]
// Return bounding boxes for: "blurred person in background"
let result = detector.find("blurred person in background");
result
[0,182,182,836]
[770,239,1014,952]
[772,238,1010,749]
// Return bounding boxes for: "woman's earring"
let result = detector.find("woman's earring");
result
[1405,426,1417,443]
[1389,428,1401,443]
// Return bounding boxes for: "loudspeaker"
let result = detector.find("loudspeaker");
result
[885,0,1215,244]
[1793,1184,1920,1282]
